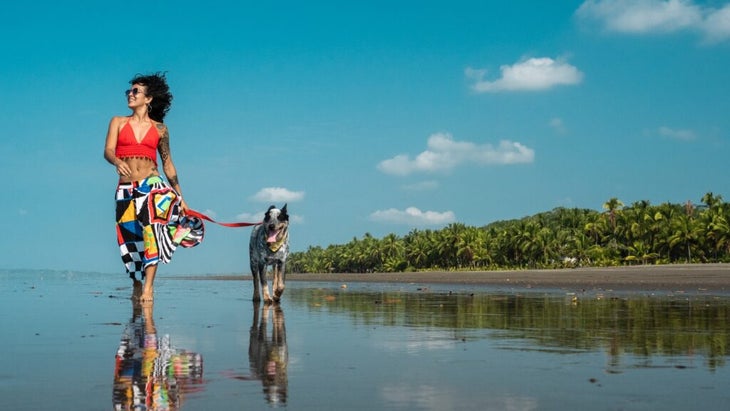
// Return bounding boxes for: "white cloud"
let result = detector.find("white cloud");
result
[377,133,534,176]
[658,126,697,140]
[369,207,456,226]
[466,57,583,93]
[250,187,305,202]
[549,117,567,134]
[702,4,730,42]
[235,211,260,221]
[577,0,701,33]
[576,0,730,42]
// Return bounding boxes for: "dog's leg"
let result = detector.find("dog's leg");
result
[273,262,286,302]
[250,234,262,302]
[251,260,262,302]
[260,266,273,304]
[272,265,281,302]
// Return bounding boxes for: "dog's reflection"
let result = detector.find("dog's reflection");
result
[113,301,203,410]
[249,302,288,405]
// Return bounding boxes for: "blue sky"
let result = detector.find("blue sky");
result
[2,0,729,274]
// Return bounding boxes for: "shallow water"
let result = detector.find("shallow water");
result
[1,269,729,410]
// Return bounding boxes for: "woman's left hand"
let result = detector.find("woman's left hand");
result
[179,198,189,216]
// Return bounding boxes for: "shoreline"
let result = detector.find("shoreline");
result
[173,263,730,293]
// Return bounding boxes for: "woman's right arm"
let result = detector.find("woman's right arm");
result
[104,117,131,177]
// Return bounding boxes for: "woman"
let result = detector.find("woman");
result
[104,72,191,302]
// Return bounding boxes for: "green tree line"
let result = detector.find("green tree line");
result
[288,192,730,273]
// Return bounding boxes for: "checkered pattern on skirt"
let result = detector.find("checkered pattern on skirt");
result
[115,176,182,280]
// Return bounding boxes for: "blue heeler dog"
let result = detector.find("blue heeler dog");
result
[249,204,289,303]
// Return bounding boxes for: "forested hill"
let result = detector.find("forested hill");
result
[288,193,730,273]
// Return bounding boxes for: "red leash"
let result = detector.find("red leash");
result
[186,209,262,227]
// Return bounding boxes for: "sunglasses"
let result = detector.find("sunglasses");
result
[124,87,145,96]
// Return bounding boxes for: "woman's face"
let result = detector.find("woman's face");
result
[126,83,152,110]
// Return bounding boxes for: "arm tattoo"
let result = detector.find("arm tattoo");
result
[157,124,180,190]
[158,125,171,163]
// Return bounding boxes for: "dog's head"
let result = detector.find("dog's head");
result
[263,204,289,244]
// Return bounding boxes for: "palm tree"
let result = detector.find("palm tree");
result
[404,229,429,269]
[455,227,488,269]
[516,220,542,268]
[653,202,681,261]
[567,231,592,266]
[625,240,659,265]
[603,197,624,230]
[380,233,405,272]
[669,214,702,263]
[699,192,727,261]
[710,215,730,259]
[701,192,723,209]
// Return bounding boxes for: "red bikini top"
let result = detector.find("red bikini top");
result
[115,120,159,166]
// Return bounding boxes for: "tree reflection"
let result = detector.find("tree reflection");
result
[113,301,204,410]
[288,288,730,370]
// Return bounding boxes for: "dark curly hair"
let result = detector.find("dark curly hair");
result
[129,72,173,122]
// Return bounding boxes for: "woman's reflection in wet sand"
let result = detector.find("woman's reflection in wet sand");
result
[113,301,203,410]
[249,302,288,406]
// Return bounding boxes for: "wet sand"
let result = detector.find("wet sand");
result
[192,263,730,293]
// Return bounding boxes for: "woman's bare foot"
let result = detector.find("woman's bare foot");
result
[140,289,154,302]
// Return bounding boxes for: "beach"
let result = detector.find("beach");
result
[196,263,730,293]
[3,266,730,410]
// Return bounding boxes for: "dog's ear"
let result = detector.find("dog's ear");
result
[281,203,288,215]
[264,205,276,221]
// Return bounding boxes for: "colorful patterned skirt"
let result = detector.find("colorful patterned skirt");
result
[115,176,202,280]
